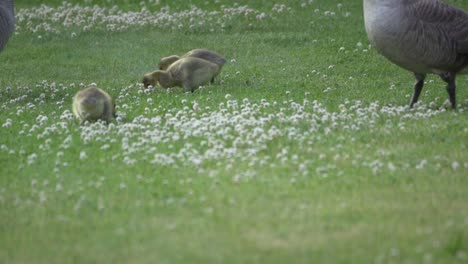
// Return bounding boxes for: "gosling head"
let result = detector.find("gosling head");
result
[72,86,115,124]
[159,55,180,70]
[142,72,158,88]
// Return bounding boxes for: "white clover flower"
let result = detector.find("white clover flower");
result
[416,159,427,170]
[80,151,87,160]
[100,144,110,150]
[27,153,38,165]
[256,12,267,20]
[2,119,12,128]
[123,156,136,165]
[192,101,200,112]
[451,161,460,170]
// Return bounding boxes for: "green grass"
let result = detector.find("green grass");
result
[1,0,468,263]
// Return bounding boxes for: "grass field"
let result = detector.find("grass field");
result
[1,0,468,263]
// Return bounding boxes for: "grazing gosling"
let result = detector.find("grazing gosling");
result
[72,86,116,124]
[159,49,226,83]
[143,57,220,92]
[363,0,468,108]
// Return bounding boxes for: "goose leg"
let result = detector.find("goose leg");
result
[440,73,456,109]
[410,73,426,108]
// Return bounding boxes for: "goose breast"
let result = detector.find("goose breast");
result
[364,0,468,74]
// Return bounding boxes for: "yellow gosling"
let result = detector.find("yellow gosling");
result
[158,49,226,83]
[158,55,180,70]
[143,57,220,92]
[72,85,116,124]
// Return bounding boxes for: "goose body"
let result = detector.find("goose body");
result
[144,57,220,92]
[363,0,468,108]
[0,0,15,52]
[72,86,116,124]
[158,49,226,83]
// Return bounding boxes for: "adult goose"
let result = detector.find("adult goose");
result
[0,0,15,52]
[363,0,468,108]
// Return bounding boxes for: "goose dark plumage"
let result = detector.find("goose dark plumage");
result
[364,0,468,108]
[0,0,15,52]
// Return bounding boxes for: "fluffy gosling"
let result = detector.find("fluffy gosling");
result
[159,49,226,83]
[72,86,116,124]
[143,57,220,92]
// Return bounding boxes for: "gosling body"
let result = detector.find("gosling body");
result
[143,57,220,92]
[158,55,181,71]
[72,86,116,124]
[159,49,226,83]
[159,49,226,70]
[363,0,468,108]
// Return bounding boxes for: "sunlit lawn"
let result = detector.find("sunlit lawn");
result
[1,0,467,263]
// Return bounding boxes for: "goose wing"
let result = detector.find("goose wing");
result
[459,41,468,55]
[407,0,468,55]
